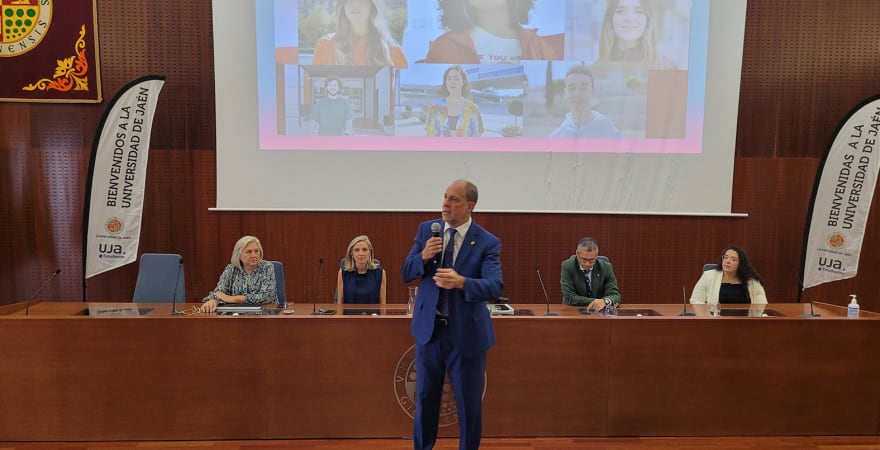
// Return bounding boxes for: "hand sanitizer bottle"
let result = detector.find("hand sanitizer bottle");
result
[847,294,859,318]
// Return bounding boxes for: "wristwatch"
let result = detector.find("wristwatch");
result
[604,298,612,307]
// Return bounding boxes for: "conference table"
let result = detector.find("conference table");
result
[1,301,878,441]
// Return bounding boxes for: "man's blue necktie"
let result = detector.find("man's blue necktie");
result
[438,228,456,316]
[583,270,593,298]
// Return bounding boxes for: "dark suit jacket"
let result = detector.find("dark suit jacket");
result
[402,219,502,357]
[560,255,621,306]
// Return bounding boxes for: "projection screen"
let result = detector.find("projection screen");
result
[213,0,747,214]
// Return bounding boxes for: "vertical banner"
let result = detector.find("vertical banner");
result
[0,0,102,102]
[801,95,880,289]
[83,76,166,280]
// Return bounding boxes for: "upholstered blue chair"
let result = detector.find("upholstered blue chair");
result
[133,253,185,303]
[270,260,286,307]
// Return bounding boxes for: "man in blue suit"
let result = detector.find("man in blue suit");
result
[402,179,503,450]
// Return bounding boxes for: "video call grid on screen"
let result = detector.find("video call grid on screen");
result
[258,0,701,152]
[214,0,745,213]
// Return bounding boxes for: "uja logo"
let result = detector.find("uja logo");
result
[393,344,486,427]
[0,0,53,57]
[97,243,124,258]
[817,256,843,271]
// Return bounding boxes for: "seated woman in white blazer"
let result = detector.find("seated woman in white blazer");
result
[690,245,768,305]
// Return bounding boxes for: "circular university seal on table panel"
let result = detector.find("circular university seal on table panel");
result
[393,344,487,427]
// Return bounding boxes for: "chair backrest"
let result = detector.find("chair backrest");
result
[270,260,286,307]
[703,263,719,272]
[133,253,185,303]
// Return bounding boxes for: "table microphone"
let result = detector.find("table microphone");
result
[311,258,327,315]
[536,268,558,316]
[804,299,821,318]
[25,269,61,316]
[430,222,442,265]
[170,257,185,316]
[679,285,695,316]
[792,269,820,317]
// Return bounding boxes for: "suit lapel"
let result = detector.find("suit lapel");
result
[455,225,480,270]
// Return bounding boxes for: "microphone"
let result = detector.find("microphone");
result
[804,298,820,318]
[311,258,328,315]
[170,257,184,316]
[793,270,821,317]
[25,269,61,316]
[431,222,442,265]
[679,285,695,316]
[536,268,558,316]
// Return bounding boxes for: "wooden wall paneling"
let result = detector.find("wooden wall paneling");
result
[732,157,814,302]
[806,0,880,157]
[142,4,216,150]
[737,0,880,159]
[737,0,784,157]
[94,1,151,97]
[0,104,38,303]
[17,155,878,310]
[778,0,822,158]
[5,0,880,315]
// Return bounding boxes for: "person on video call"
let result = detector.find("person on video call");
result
[336,235,387,304]
[598,0,666,68]
[312,0,408,68]
[560,237,621,311]
[200,236,278,313]
[426,66,484,137]
[308,76,353,136]
[425,0,559,64]
[401,179,502,450]
[549,64,621,138]
[690,245,768,305]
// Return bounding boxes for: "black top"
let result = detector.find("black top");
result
[719,282,750,304]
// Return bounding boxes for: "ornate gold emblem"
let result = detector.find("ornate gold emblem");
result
[22,24,90,93]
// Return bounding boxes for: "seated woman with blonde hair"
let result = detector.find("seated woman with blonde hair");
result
[690,245,767,305]
[201,236,278,313]
[337,235,387,304]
